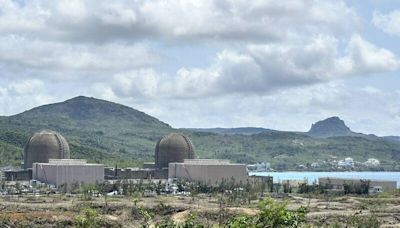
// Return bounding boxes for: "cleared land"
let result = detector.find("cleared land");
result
[0,193,399,227]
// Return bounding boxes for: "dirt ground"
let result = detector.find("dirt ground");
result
[0,193,399,227]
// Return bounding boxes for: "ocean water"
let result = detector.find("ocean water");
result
[250,172,400,188]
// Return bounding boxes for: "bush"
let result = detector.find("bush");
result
[74,208,105,228]
[228,198,309,228]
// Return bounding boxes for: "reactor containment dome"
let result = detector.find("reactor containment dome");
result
[155,133,195,169]
[24,130,70,169]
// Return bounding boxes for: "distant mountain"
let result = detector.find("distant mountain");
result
[187,127,275,135]
[14,96,169,127]
[307,117,358,138]
[0,97,399,170]
[383,136,400,143]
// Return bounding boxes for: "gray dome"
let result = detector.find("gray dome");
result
[24,130,70,169]
[155,133,195,168]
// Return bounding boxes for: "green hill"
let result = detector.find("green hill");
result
[0,96,399,170]
[0,96,173,167]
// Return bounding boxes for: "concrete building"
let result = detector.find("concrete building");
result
[32,159,104,187]
[319,177,397,193]
[155,133,195,169]
[169,159,249,185]
[104,167,167,180]
[24,130,70,169]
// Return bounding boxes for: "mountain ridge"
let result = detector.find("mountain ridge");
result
[0,96,399,170]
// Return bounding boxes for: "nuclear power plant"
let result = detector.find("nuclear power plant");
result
[24,130,70,169]
[155,133,195,168]
[4,129,251,189]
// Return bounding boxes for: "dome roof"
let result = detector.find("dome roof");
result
[155,133,195,168]
[24,130,70,169]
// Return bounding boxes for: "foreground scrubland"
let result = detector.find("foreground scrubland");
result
[0,191,400,227]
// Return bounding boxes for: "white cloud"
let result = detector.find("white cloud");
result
[7,79,44,96]
[0,0,359,43]
[112,69,160,98]
[0,35,157,73]
[108,35,399,99]
[340,35,400,74]
[0,78,56,115]
[373,10,400,36]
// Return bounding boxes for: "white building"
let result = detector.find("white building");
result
[364,158,380,167]
[338,157,354,168]
[32,159,104,187]
[169,159,249,186]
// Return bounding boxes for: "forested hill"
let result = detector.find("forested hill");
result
[0,96,399,170]
[0,96,173,167]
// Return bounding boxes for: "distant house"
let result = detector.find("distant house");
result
[364,158,380,167]
[338,157,354,169]
[311,162,320,168]
[319,177,396,194]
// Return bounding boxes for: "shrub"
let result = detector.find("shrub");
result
[74,208,105,228]
[227,198,309,228]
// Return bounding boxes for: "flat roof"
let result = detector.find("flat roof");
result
[33,162,103,167]
[319,177,397,183]
[183,159,232,165]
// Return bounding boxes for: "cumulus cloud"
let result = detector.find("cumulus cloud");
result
[109,35,400,98]
[0,35,157,73]
[373,10,400,37]
[7,79,45,96]
[112,69,160,98]
[0,78,56,115]
[0,0,359,43]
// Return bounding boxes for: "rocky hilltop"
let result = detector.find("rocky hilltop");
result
[308,117,355,138]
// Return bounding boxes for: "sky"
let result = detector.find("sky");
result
[0,0,399,136]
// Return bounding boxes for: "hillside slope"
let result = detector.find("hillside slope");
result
[0,96,173,166]
[0,96,399,170]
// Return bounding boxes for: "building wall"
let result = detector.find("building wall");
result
[319,177,397,192]
[104,167,167,180]
[32,163,104,187]
[169,162,249,185]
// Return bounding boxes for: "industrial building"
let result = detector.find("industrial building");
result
[169,159,249,185]
[319,177,397,193]
[106,133,196,180]
[155,133,195,169]
[5,130,256,190]
[32,159,104,187]
[24,130,70,169]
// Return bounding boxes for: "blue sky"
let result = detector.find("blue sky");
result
[0,0,399,136]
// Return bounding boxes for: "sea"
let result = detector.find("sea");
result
[250,172,400,188]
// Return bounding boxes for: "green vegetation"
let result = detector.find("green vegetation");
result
[0,96,399,169]
[228,199,309,228]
